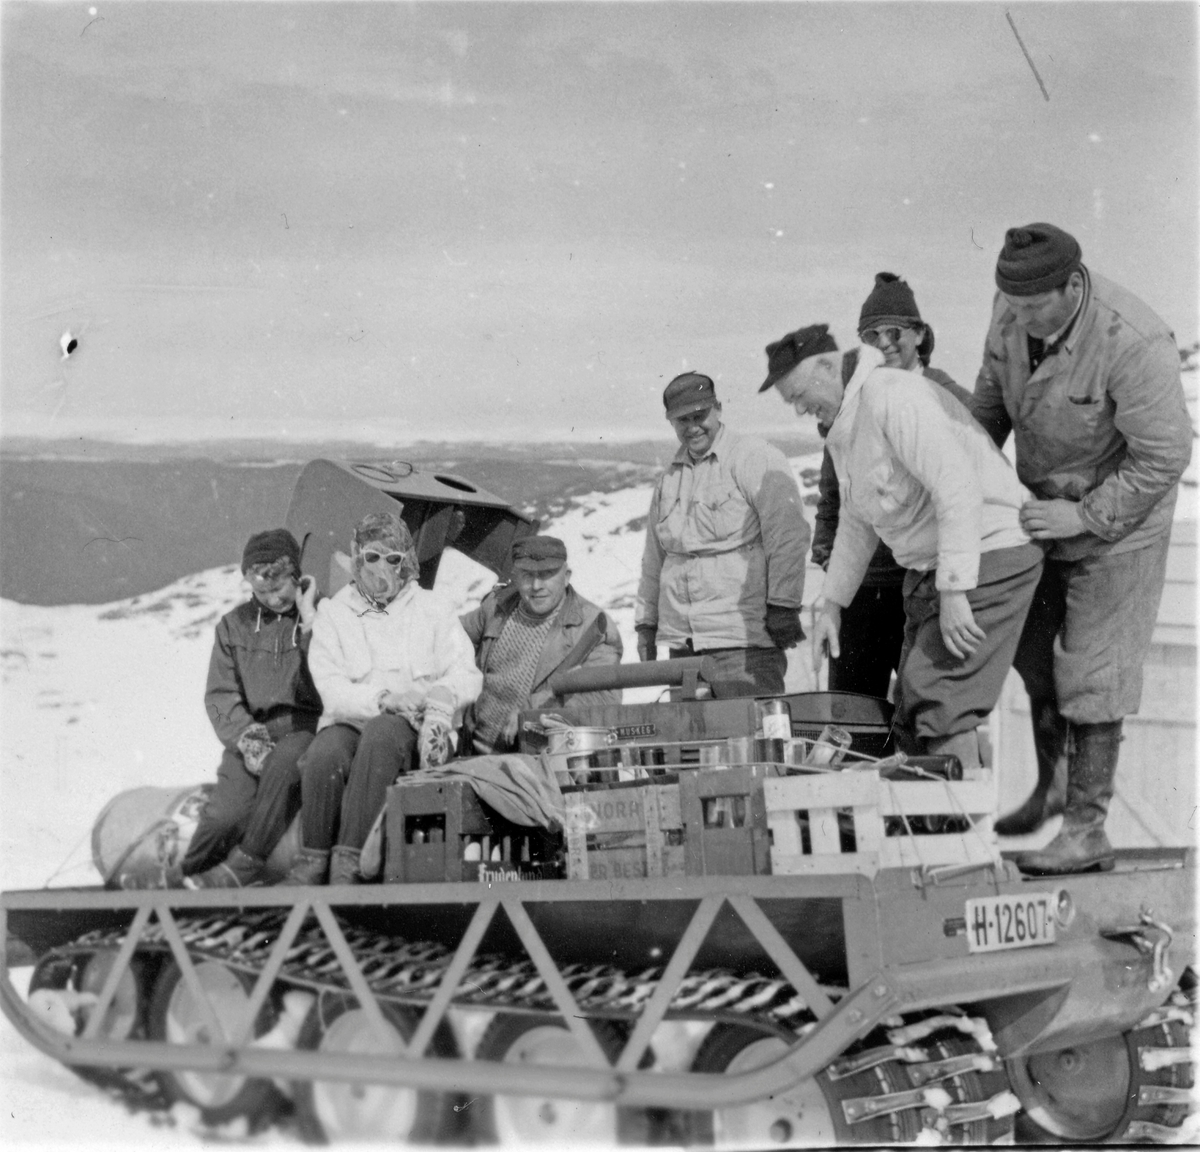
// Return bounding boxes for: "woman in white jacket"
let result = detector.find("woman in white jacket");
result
[284,511,482,885]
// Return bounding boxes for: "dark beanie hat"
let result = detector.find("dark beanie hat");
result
[759,324,839,392]
[242,528,301,574]
[858,273,922,330]
[995,223,1082,296]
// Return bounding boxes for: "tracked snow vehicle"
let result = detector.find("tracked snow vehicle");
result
[2,458,1195,1147]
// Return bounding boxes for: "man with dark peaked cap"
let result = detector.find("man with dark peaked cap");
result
[636,371,810,697]
[762,324,1042,775]
[971,222,1192,875]
[461,535,623,753]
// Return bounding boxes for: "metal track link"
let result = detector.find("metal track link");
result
[51,909,843,1032]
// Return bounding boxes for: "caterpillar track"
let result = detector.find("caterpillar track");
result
[3,458,1197,1147]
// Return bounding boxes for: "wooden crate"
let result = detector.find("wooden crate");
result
[679,763,779,876]
[384,779,562,883]
[764,769,999,877]
[563,781,685,881]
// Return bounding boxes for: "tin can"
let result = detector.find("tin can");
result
[757,699,793,741]
[725,735,756,764]
[698,742,725,766]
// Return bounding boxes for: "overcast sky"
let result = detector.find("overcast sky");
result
[2,1,1196,444]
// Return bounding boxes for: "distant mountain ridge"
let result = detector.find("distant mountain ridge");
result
[0,437,823,607]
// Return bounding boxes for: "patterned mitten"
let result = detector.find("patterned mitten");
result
[236,723,275,776]
[419,710,454,770]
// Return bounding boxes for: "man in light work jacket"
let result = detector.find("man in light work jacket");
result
[972,223,1192,876]
[461,535,623,753]
[636,372,809,697]
[764,325,1042,773]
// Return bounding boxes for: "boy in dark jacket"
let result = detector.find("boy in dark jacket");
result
[174,528,322,887]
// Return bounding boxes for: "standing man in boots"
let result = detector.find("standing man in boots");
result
[971,222,1192,875]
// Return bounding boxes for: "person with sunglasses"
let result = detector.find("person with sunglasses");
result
[810,273,973,700]
[174,528,322,888]
[285,511,482,885]
[761,323,1042,777]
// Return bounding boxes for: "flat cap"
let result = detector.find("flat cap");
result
[759,324,838,392]
[511,534,568,572]
[663,372,718,419]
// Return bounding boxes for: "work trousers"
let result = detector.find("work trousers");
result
[894,544,1043,749]
[1013,535,1171,724]
[828,582,905,699]
[297,714,419,851]
[181,724,316,875]
[668,642,786,698]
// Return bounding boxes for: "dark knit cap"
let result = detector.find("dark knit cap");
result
[858,272,922,330]
[663,372,718,419]
[995,223,1082,296]
[759,324,839,392]
[242,529,301,574]
[511,534,568,573]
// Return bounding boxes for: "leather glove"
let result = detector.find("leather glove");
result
[765,604,805,650]
[236,723,275,777]
[635,625,658,662]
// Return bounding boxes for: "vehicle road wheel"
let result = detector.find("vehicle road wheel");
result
[29,949,168,1108]
[290,992,459,1145]
[474,1014,646,1145]
[147,956,284,1127]
[683,1023,922,1148]
[1008,1009,1195,1142]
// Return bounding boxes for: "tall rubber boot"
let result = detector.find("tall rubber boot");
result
[995,697,1068,837]
[183,845,266,890]
[329,845,362,887]
[925,729,982,774]
[276,847,330,887]
[1013,721,1121,876]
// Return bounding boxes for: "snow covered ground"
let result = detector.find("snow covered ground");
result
[0,455,830,1147]
[3,443,1195,1147]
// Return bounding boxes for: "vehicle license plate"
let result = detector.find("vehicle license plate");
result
[965,893,1057,953]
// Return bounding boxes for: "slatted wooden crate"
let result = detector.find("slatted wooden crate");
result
[563,780,685,881]
[764,768,999,876]
[678,763,779,876]
[384,779,562,883]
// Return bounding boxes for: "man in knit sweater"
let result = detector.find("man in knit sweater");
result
[461,536,624,753]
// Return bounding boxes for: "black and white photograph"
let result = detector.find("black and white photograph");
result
[1,2,1196,1147]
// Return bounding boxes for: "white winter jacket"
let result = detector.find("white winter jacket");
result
[308,582,482,731]
[823,346,1033,606]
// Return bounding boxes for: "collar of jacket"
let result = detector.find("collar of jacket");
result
[346,580,417,616]
[832,343,885,426]
[670,421,729,467]
[481,584,582,640]
[1053,264,1091,356]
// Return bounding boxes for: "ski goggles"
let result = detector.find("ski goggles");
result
[361,550,407,567]
[860,324,920,347]
[246,558,297,591]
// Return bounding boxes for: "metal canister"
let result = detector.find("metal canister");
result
[725,735,756,764]
[757,699,793,741]
[698,742,725,766]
